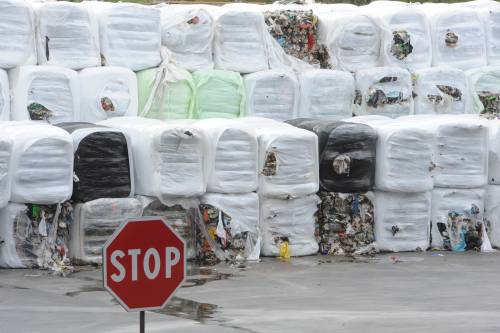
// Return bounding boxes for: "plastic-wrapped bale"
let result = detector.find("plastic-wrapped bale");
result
[98,117,205,200]
[260,194,319,257]
[317,191,375,255]
[193,70,245,119]
[467,66,500,118]
[79,67,138,123]
[196,119,258,193]
[160,5,214,71]
[197,193,260,265]
[244,70,299,121]
[0,136,12,209]
[298,69,355,120]
[71,198,142,265]
[0,69,9,121]
[487,120,500,184]
[139,196,196,260]
[374,191,430,252]
[0,123,73,204]
[35,2,100,69]
[413,67,468,115]
[137,65,194,120]
[9,65,79,123]
[485,185,500,248]
[354,67,413,118]
[56,123,134,203]
[0,0,36,69]
[0,202,72,270]
[431,188,486,252]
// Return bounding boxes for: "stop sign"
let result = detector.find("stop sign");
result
[103,217,186,312]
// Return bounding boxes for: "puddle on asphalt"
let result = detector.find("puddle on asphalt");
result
[153,296,219,323]
[183,266,234,288]
[65,285,104,297]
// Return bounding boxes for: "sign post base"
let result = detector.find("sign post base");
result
[140,311,145,333]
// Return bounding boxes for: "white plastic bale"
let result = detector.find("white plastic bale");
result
[79,66,138,123]
[9,65,80,123]
[0,69,10,121]
[298,69,355,120]
[485,184,500,248]
[486,119,500,184]
[0,136,12,209]
[35,2,100,69]
[467,66,500,116]
[374,191,430,252]
[244,70,299,121]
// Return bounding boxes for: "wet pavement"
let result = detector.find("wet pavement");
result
[1,252,500,332]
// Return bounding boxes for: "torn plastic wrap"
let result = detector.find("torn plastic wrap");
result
[485,185,500,248]
[487,120,500,184]
[71,198,142,265]
[467,66,500,118]
[196,119,258,193]
[298,69,355,120]
[9,65,79,123]
[413,67,468,115]
[244,70,299,121]
[431,188,486,252]
[260,194,319,257]
[98,117,206,200]
[197,193,260,265]
[35,2,100,69]
[193,69,245,119]
[0,202,72,271]
[0,69,9,121]
[317,191,375,256]
[374,191,430,252]
[79,67,138,123]
[57,123,134,203]
[354,67,413,118]
[0,136,12,209]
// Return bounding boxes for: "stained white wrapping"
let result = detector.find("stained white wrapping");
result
[485,185,500,248]
[79,66,138,123]
[298,69,355,120]
[9,65,79,123]
[374,191,431,252]
[0,70,10,121]
[0,203,27,268]
[98,117,206,200]
[486,119,500,184]
[244,70,298,121]
[413,67,469,115]
[0,136,12,209]
[260,194,319,257]
[35,2,100,69]
[467,66,500,114]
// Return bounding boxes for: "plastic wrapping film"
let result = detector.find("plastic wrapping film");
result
[197,193,260,265]
[317,191,374,255]
[260,194,319,257]
[0,0,36,69]
[79,66,138,123]
[298,69,355,120]
[0,202,72,271]
[160,4,214,72]
[196,119,258,193]
[0,136,12,209]
[9,65,80,124]
[413,67,469,115]
[0,122,73,204]
[467,66,500,118]
[35,2,100,69]
[0,69,9,121]
[485,185,500,248]
[98,117,206,200]
[71,198,142,265]
[57,123,134,203]
[193,69,245,119]
[374,191,430,252]
[487,120,500,184]
[244,70,299,121]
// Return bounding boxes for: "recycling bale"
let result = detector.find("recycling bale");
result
[0,135,12,209]
[0,69,9,120]
[485,184,500,248]
[467,66,500,118]
[486,119,500,185]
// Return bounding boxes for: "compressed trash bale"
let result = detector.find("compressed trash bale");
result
[374,191,431,252]
[0,202,72,270]
[413,67,469,115]
[98,117,205,200]
[193,69,245,119]
[79,67,138,123]
[467,66,500,118]
[196,119,258,193]
[487,120,500,184]
[160,5,214,72]
[244,70,299,121]
[0,137,12,209]
[485,185,500,248]
[0,0,36,69]
[71,198,142,265]
[260,194,319,257]
[35,2,100,69]
[0,69,9,121]
[298,69,355,120]
[197,193,260,264]
[56,123,134,203]
[10,65,79,123]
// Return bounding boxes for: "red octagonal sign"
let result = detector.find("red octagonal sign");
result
[103,217,186,312]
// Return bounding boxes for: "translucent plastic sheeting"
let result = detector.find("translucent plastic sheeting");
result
[467,66,500,118]
[485,185,500,248]
[0,69,10,121]
[486,119,500,184]
[9,65,79,124]
[35,2,100,69]
[374,191,431,252]
[0,136,12,209]
[79,66,138,123]
[71,198,142,265]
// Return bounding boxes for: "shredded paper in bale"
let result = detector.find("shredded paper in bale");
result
[485,185,500,248]
[467,66,500,118]
[0,69,9,121]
